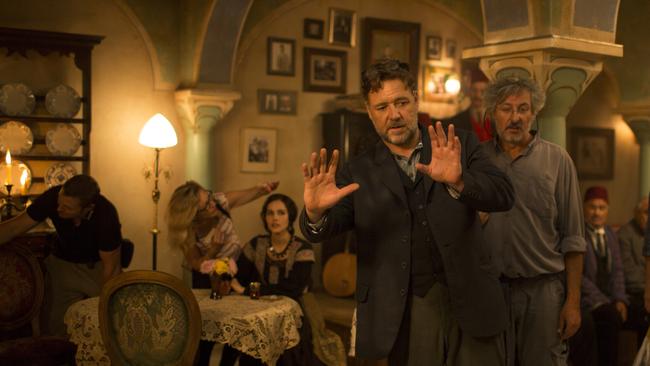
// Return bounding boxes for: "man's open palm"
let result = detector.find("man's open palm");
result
[415,122,463,187]
[302,148,359,221]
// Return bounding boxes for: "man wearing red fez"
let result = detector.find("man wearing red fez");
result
[442,67,492,141]
[569,186,627,366]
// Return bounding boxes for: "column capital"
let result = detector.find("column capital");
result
[174,88,241,132]
[463,37,617,94]
[619,102,650,144]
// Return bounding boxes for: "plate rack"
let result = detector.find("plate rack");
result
[0,27,103,196]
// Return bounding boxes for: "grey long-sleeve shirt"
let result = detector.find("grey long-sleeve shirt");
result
[481,133,586,278]
[618,219,646,293]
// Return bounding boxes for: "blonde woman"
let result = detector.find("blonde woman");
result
[166,180,278,288]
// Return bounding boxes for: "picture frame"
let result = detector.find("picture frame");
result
[362,17,420,79]
[258,89,297,115]
[303,47,347,93]
[328,8,357,47]
[304,18,324,40]
[426,36,442,60]
[569,127,615,180]
[445,39,457,59]
[241,128,277,173]
[267,37,295,76]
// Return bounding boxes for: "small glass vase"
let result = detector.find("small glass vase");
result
[210,273,232,300]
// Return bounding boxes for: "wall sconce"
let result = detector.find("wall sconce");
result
[138,113,178,270]
[423,65,461,103]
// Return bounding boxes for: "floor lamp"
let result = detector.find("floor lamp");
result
[138,113,178,270]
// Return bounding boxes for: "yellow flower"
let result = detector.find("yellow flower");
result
[213,258,230,275]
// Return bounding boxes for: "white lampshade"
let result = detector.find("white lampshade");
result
[138,113,178,149]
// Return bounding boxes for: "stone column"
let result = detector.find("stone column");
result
[622,109,650,197]
[175,88,241,188]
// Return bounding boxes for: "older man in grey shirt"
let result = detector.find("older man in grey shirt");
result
[481,77,586,366]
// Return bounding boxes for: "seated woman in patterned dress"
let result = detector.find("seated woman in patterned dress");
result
[224,193,332,366]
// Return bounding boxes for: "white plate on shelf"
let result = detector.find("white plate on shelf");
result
[0,83,36,116]
[44,162,77,187]
[46,123,81,156]
[0,159,32,196]
[45,84,81,118]
[0,120,33,154]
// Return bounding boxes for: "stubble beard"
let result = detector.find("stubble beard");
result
[379,120,419,148]
[497,119,531,146]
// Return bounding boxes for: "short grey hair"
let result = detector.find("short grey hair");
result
[484,76,546,117]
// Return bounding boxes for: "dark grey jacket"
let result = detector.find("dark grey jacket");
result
[300,128,514,359]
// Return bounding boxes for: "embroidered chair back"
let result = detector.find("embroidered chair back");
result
[99,270,201,366]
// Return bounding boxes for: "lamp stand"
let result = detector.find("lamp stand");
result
[150,148,162,270]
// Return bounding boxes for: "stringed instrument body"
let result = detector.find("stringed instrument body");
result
[322,232,357,297]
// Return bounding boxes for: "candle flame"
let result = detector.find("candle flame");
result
[20,168,28,186]
[4,149,10,165]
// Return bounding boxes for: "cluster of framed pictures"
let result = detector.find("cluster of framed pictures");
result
[425,35,456,61]
[261,8,356,115]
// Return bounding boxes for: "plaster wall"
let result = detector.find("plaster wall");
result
[0,0,186,276]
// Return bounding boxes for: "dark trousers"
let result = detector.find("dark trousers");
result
[570,303,622,366]
[624,292,649,346]
[593,303,623,366]
[568,310,598,366]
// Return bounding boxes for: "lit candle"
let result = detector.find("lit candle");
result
[4,149,12,185]
[19,168,28,196]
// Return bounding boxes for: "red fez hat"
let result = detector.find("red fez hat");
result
[584,186,608,203]
[470,68,489,83]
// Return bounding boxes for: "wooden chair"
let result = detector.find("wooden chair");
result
[98,270,201,366]
[0,243,77,365]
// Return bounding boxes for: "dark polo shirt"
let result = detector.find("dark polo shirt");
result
[27,186,122,263]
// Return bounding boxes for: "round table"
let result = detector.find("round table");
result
[64,289,303,365]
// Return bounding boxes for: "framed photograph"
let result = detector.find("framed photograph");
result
[362,17,420,78]
[426,36,442,60]
[241,128,277,173]
[446,39,457,59]
[303,47,347,93]
[304,18,324,40]
[328,8,357,47]
[258,89,297,115]
[267,37,295,76]
[569,127,615,180]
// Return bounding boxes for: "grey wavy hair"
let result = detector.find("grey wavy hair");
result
[484,76,546,117]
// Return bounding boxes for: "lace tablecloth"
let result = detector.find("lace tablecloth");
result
[64,289,303,365]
